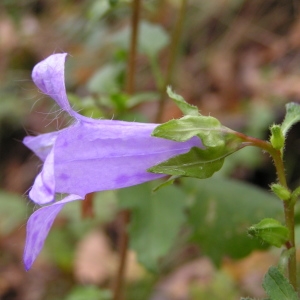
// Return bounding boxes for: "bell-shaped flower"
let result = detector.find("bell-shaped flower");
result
[23,53,202,270]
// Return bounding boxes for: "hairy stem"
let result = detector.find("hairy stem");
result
[236,132,297,290]
[113,1,141,299]
[155,0,188,122]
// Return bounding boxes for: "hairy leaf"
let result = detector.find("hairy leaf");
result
[263,266,298,300]
[281,102,300,136]
[248,218,289,248]
[183,177,283,266]
[118,182,186,272]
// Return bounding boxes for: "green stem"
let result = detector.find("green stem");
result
[236,132,297,290]
[155,0,188,122]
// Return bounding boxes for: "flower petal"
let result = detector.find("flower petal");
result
[32,53,80,118]
[24,194,83,271]
[24,131,59,161]
[29,148,55,204]
[47,122,200,199]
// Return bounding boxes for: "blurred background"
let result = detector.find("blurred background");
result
[1,0,300,299]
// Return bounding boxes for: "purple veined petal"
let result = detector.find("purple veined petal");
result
[24,131,59,161]
[29,148,55,205]
[24,194,83,271]
[48,121,201,198]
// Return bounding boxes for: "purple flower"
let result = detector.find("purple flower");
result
[23,53,202,270]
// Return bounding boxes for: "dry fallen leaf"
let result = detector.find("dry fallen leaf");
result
[74,229,118,285]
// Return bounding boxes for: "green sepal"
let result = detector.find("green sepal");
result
[270,124,285,150]
[248,218,289,248]
[166,86,199,116]
[150,117,244,179]
[281,102,300,137]
[262,266,298,300]
[152,175,180,192]
[271,184,291,201]
[148,132,243,179]
[151,106,245,180]
[148,147,225,178]
[152,115,231,147]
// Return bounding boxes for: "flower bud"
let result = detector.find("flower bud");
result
[271,183,291,201]
[270,124,284,150]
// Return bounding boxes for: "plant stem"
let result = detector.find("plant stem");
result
[236,132,297,290]
[113,1,141,299]
[126,0,141,95]
[155,0,188,122]
[81,192,95,219]
[113,210,131,300]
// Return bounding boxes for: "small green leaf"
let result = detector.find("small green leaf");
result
[65,286,112,300]
[262,266,298,300]
[108,0,118,7]
[139,22,169,58]
[166,86,199,116]
[0,191,28,235]
[87,63,125,94]
[126,92,159,108]
[118,182,186,272]
[248,218,289,248]
[281,102,300,136]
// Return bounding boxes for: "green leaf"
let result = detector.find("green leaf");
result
[118,182,186,272]
[87,63,125,94]
[126,92,159,108]
[0,191,28,235]
[139,21,169,57]
[148,147,227,179]
[281,102,300,136]
[108,0,118,7]
[65,286,112,300]
[166,86,199,116]
[152,115,225,147]
[183,177,283,266]
[262,266,298,300]
[110,21,169,58]
[248,218,289,248]
[46,228,75,271]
